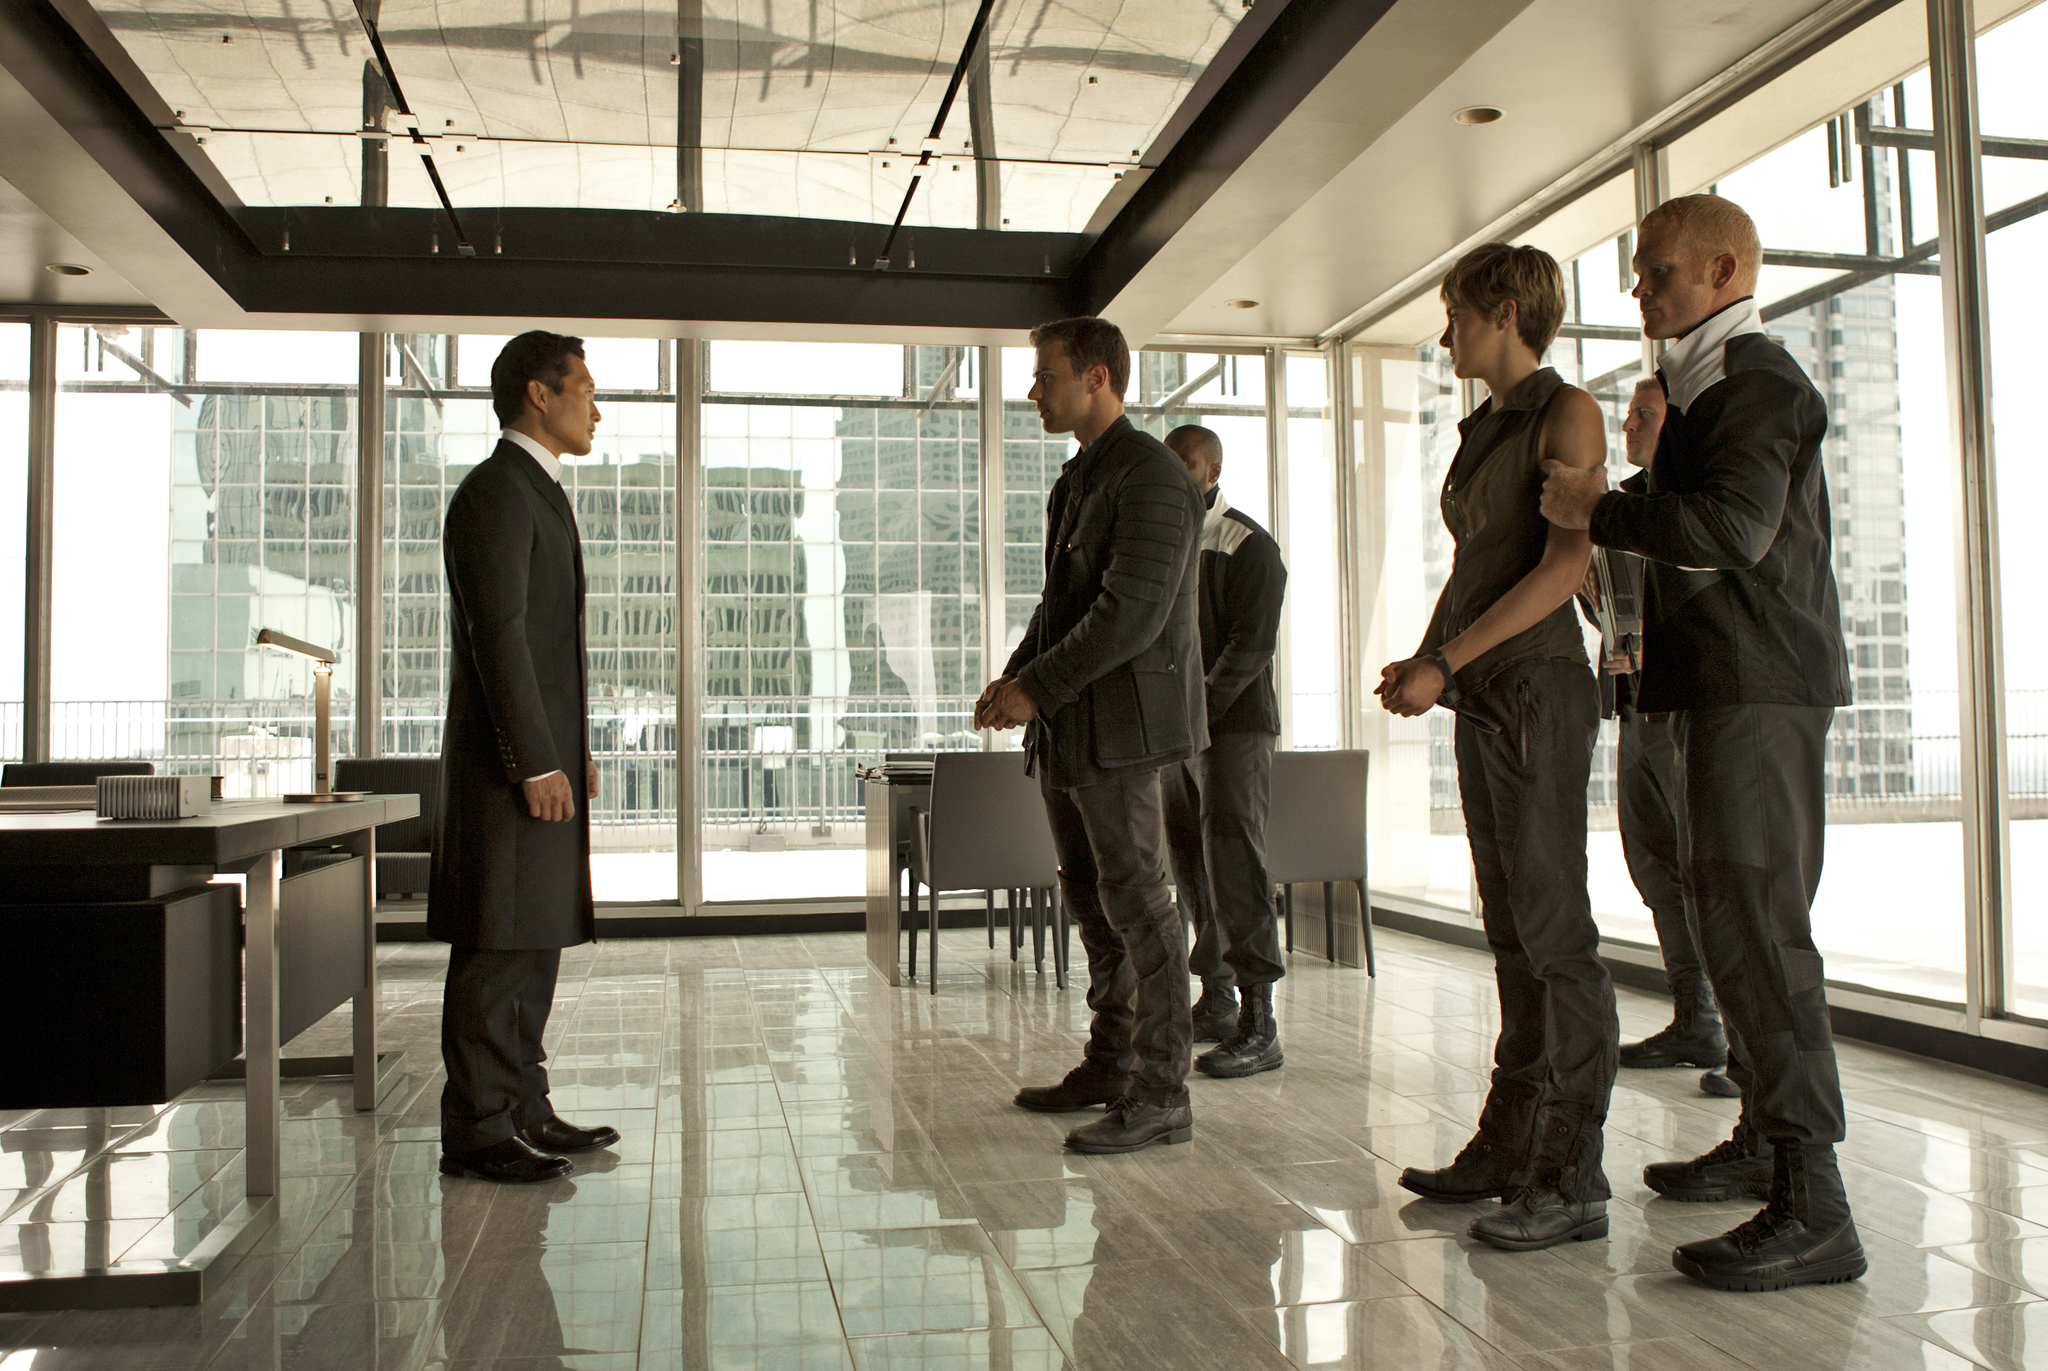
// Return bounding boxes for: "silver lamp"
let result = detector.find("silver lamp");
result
[256,629,366,803]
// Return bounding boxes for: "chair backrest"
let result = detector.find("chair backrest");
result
[1266,750,1368,884]
[333,757,441,853]
[2,760,153,787]
[924,751,1058,892]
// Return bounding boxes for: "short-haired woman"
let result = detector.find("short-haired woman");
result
[1376,241,1618,1252]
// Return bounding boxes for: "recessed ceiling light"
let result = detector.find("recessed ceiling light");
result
[1224,298,1259,309]
[1454,105,1504,126]
[45,263,91,277]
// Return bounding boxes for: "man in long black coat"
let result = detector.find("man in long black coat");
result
[432,331,618,1183]
[978,316,1208,1155]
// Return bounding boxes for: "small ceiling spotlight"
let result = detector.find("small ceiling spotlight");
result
[1453,105,1504,126]
[46,263,91,277]
[1224,298,1259,309]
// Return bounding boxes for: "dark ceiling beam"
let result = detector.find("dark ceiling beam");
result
[1070,0,1399,311]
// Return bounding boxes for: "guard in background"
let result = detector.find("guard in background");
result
[1600,379,1736,1098]
[1543,194,1863,1291]
[1161,424,1288,1078]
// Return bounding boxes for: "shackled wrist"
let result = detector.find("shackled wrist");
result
[1428,649,1456,691]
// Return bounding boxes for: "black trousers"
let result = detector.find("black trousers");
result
[1043,765,1192,1106]
[1618,711,1705,991]
[1165,730,1285,989]
[1456,657,1616,1192]
[1673,704,1845,1146]
[441,945,562,1153]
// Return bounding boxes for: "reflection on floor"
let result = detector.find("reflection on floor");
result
[1,928,2044,1370]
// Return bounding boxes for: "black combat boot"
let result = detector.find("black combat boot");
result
[1619,976,1729,1070]
[1699,1068,1740,1097]
[1644,1118,1773,1202]
[1191,977,1239,1043]
[1673,1140,1867,1291]
[1195,983,1282,1078]
[1399,1082,1536,1202]
[1470,1101,1610,1251]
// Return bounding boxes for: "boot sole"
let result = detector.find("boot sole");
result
[1469,1215,1610,1251]
[438,1158,573,1183]
[1671,1249,1869,1291]
[1642,1179,1773,1203]
[1014,1097,1118,1114]
[1063,1126,1193,1154]
[1398,1176,1512,1203]
[1194,1050,1283,1079]
[1619,1053,1728,1070]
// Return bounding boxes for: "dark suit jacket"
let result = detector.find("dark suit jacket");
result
[1590,334,1850,713]
[1002,416,1208,790]
[429,439,595,949]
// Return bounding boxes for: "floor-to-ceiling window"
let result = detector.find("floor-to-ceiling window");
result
[53,326,361,786]
[1975,3,2048,1020]
[416,335,680,903]
[0,323,27,760]
[699,342,983,903]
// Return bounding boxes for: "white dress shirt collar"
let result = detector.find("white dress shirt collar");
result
[1657,296,1765,415]
[500,427,564,483]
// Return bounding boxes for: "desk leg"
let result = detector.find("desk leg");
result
[244,849,282,1198]
[350,828,380,1112]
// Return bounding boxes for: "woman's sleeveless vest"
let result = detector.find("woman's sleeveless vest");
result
[1433,367,1589,687]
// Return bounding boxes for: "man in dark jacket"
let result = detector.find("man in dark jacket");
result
[977,316,1208,1154]
[1160,424,1288,1077]
[1543,195,1863,1291]
[432,331,618,1184]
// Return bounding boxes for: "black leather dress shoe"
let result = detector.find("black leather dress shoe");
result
[520,1116,622,1154]
[439,1136,574,1183]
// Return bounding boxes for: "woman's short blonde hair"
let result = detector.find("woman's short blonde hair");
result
[1640,194,1762,292]
[1440,243,1566,354]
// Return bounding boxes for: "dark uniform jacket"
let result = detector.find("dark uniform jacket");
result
[1003,416,1208,790]
[1194,488,1285,735]
[429,439,595,949]
[1591,327,1850,713]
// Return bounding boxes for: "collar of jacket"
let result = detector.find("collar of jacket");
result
[500,427,565,483]
[1456,366,1563,437]
[1065,413,1133,473]
[1205,486,1231,535]
[1657,297,1765,414]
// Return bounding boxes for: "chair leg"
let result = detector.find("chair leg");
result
[1282,885,1294,953]
[1358,881,1376,978]
[986,890,995,948]
[1325,881,1336,965]
[1009,889,1021,962]
[908,878,920,982]
[1031,887,1046,972]
[1050,887,1067,990]
[929,886,938,997]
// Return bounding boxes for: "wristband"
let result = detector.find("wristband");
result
[1428,649,1456,696]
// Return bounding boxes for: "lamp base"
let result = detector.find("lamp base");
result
[281,791,371,804]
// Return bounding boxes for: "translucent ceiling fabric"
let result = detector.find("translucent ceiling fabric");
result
[87,0,1241,230]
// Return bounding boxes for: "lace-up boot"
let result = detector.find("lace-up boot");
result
[1619,977,1729,1070]
[1644,1119,1772,1202]
[1470,1101,1610,1251]
[1672,1141,1866,1290]
[1399,1082,1536,1202]
[1015,1064,1130,1113]
[1194,983,1282,1078]
[1062,1093,1194,1154]
[1191,978,1239,1043]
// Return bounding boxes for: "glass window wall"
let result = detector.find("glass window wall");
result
[700,343,982,903]
[394,335,678,903]
[53,326,360,790]
[1975,3,2048,1020]
[0,323,26,758]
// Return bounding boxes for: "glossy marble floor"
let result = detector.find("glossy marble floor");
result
[2,927,2045,1370]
